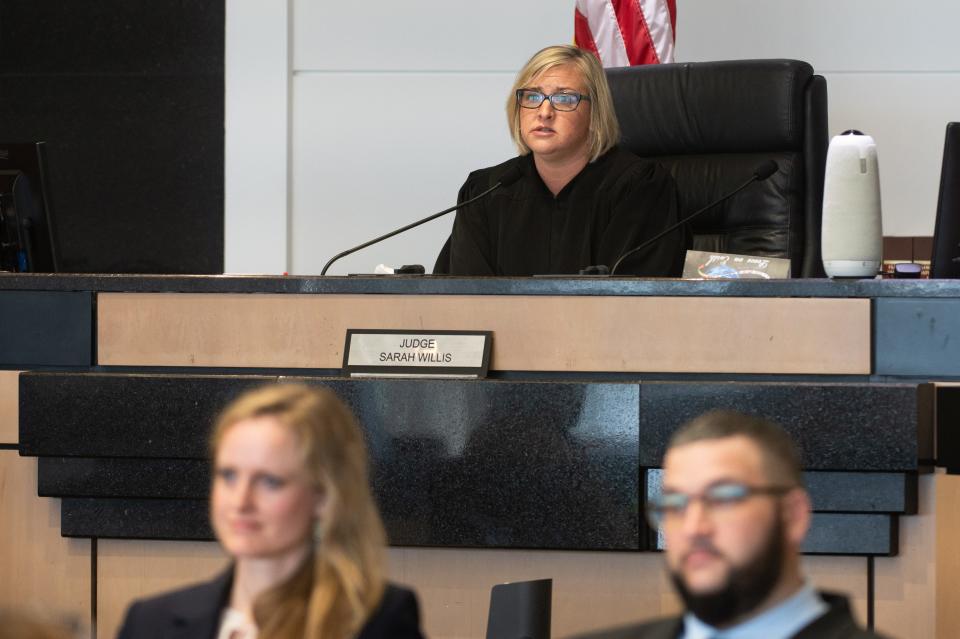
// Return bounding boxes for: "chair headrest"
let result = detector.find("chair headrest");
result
[606,59,815,156]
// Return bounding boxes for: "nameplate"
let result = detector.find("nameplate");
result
[343,330,492,378]
[682,250,792,279]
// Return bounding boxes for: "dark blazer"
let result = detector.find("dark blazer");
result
[567,592,891,639]
[116,569,424,639]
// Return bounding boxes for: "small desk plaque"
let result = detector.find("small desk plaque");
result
[682,250,792,279]
[343,329,492,378]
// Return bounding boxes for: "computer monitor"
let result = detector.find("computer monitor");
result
[0,141,59,272]
[931,123,960,278]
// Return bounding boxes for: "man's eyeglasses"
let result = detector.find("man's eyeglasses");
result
[646,482,795,529]
[516,89,590,112]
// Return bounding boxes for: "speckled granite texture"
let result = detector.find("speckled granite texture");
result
[3,272,960,297]
[24,374,640,550]
[20,373,926,554]
[645,469,910,555]
[61,497,212,540]
[646,469,915,514]
[19,374,274,457]
[638,382,926,470]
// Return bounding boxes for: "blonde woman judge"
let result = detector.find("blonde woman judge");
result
[116,384,423,639]
[445,44,685,277]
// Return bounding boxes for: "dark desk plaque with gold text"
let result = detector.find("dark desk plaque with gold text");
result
[343,329,492,378]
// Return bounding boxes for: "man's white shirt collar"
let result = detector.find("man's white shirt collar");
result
[680,582,828,639]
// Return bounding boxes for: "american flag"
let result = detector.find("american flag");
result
[574,0,676,67]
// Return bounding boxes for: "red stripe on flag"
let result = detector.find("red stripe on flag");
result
[611,0,660,65]
[574,8,602,63]
[666,0,677,35]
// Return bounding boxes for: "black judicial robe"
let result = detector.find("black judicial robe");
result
[448,147,686,276]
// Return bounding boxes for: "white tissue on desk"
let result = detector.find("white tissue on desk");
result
[374,264,395,275]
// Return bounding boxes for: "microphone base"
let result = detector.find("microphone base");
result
[578,265,610,276]
[532,273,613,279]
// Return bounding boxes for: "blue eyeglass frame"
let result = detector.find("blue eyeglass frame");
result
[515,89,591,111]
[645,482,794,528]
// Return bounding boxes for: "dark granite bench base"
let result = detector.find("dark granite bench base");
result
[19,372,931,555]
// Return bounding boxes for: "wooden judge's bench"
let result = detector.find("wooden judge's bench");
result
[2,274,959,638]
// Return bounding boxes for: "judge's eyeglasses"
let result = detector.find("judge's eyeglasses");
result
[516,89,590,112]
[645,482,794,529]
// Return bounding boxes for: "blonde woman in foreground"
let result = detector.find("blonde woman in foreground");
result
[117,384,423,639]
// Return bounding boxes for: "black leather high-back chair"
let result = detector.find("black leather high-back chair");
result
[606,59,828,277]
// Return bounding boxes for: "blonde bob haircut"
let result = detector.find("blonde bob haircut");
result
[507,44,621,163]
[210,383,387,639]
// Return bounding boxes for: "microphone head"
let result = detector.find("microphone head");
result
[754,160,779,181]
[497,165,524,187]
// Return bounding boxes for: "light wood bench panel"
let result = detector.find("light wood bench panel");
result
[804,556,869,630]
[96,539,227,639]
[98,294,871,374]
[874,473,936,639]
[92,540,878,639]
[95,533,960,639]
[389,547,676,638]
[96,541,674,639]
[392,548,873,639]
[0,371,19,443]
[0,452,90,626]
[935,471,960,639]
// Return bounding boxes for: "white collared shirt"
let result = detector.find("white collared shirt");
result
[680,582,828,639]
[217,607,258,639]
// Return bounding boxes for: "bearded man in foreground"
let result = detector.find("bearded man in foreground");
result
[572,410,890,639]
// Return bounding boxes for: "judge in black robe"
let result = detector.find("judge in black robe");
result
[448,147,683,276]
[443,44,686,277]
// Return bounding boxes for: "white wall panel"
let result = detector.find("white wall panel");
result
[676,0,960,72]
[826,72,960,236]
[293,0,572,71]
[226,2,960,274]
[224,0,290,273]
[291,73,517,275]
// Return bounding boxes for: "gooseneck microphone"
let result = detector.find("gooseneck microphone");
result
[607,160,779,276]
[320,166,524,276]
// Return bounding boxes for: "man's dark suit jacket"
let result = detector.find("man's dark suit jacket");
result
[115,569,424,639]
[569,592,891,639]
